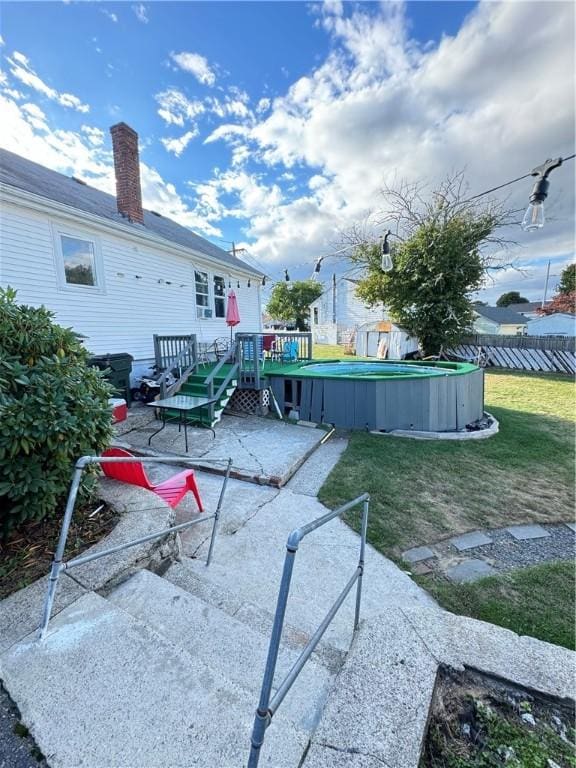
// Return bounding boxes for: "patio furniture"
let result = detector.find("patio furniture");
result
[147,394,220,450]
[101,448,204,511]
[282,340,299,363]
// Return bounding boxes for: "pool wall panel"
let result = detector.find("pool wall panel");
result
[266,364,484,432]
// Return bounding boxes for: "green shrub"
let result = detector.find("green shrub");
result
[0,287,113,535]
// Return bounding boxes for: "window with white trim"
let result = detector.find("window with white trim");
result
[213,275,226,318]
[53,229,104,291]
[195,270,211,318]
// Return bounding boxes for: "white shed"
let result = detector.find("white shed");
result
[526,313,576,336]
[355,320,419,359]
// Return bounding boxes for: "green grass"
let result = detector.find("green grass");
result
[312,343,348,359]
[318,369,576,648]
[419,561,575,650]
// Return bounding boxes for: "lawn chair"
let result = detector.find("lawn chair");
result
[100,448,203,511]
[282,340,299,363]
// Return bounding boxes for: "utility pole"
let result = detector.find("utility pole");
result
[332,273,337,324]
[542,259,551,308]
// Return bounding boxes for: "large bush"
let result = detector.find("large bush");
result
[0,287,113,535]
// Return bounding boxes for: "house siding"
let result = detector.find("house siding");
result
[310,278,386,344]
[0,201,261,369]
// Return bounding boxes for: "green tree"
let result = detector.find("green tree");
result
[0,287,113,535]
[266,280,323,331]
[557,263,576,295]
[496,291,529,307]
[348,175,515,356]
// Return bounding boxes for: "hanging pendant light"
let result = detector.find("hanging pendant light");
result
[381,231,393,272]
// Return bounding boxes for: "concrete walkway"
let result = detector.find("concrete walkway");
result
[2,430,573,768]
[115,408,326,486]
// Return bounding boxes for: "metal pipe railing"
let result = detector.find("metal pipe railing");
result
[247,492,370,767]
[38,455,232,642]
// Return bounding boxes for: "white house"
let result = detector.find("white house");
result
[309,274,387,346]
[0,123,263,380]
[472,306,527,335]
[507,301,550,320]
[526,312,576,336]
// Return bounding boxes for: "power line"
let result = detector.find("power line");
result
[463,153,575,203]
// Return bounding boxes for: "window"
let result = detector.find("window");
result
[195,270,211,318]
[213,275,226,318]
[313,307,319,325]
[53,228,103,292]
[60,235,98,287]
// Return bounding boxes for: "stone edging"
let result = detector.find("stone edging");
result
[371,411,499,441]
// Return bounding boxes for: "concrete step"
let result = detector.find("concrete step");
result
[108,569,335,722]
[0,591,311,768]
[303,610,439,768]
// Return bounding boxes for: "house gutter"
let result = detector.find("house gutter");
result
[0,183,263,279]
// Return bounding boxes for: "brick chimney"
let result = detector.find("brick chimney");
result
[110,122,144,224]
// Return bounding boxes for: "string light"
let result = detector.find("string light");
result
[284,269,290,282]
[262,276,266,286]
[247,278,251,288]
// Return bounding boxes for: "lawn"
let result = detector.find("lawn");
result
[312,343,348,359]
[318,370,575,648]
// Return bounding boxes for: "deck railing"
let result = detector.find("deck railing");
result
[236,332,313,389]
[153,334,199,397]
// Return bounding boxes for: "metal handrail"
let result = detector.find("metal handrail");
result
[38,455,232,641]
[247,492,370,767]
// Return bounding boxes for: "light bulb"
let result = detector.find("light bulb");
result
[381,253,393,272]
[522,201,545,231]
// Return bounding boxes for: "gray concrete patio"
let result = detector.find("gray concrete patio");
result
[114,406,326,487]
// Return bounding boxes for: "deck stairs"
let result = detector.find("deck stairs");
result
[165,367,238,429]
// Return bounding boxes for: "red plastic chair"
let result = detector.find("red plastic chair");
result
[101,448,203,511]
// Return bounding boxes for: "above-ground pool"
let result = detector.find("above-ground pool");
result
[267,359,484,432]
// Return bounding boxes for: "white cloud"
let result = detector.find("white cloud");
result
[256,97,271,114]
[101,8,118,23]
[170,51,216,86]
[204,0,574,293]
[0,93,222,239]
[21,102,48,131]
[81,125,105,146]
[155,88,205,127]
[160,129,198,156]
[132,4,149,24]
[7,50,90,113]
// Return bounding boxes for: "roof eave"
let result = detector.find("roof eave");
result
[0,182,263,278]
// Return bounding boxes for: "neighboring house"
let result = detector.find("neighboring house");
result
[472,306,527,335]
[0,123,263,381]
[507,301,551,319]
[526,313,576,336]
[309,274,387,345]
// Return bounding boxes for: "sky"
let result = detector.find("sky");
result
[0,0,574,304]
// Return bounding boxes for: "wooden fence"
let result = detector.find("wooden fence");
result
[446,335,575,374]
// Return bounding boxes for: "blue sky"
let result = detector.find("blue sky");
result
[1,1,574,302]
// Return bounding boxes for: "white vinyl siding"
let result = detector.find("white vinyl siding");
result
[0,201,262,363]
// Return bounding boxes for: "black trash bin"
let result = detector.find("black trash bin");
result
[88,353,134,405]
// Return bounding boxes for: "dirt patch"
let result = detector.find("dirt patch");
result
[0,501,118,599]
[420,666,575,767]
